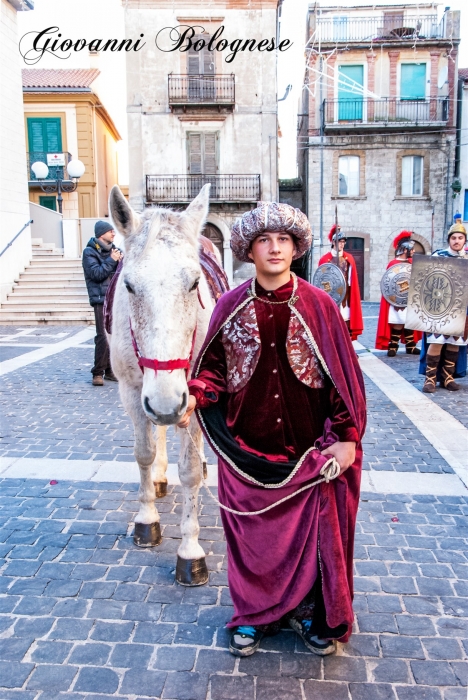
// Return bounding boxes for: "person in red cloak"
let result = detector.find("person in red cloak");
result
[375,231,422,355]
[318,225,364,341]
[177,202,367,659]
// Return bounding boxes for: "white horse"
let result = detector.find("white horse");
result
[108,184,214,585]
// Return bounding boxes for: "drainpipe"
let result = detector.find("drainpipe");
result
[319,56,324,264]
[444,138,452,235]
[454,77,462,177]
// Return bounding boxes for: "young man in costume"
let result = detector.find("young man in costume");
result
[420,222,468,393]
[178,202,367,657]
[318,225,364,341]
[375,231,422,356]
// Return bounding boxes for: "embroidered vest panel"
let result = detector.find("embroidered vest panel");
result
[221,301,325,393]
[221,302,261,392]
[286,313,325,388]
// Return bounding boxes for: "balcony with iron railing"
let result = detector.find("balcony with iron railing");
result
[27,152,72,182]
[315,14,444,43]
[323,98,449,129]
[168,75,235,112]
[146,175,260,204]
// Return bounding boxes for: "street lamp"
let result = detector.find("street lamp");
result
[31,158,85,214]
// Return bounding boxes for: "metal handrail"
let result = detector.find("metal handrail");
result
[146,174,260,203]
[0,220,33,258]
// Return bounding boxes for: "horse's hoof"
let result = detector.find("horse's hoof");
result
[154,482,168,498]
[133,522,162,547]
[203,461,208,480]
[175,555,209,586]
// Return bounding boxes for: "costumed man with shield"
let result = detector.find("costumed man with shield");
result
[419,222,468,393]
[375,231,422,356]
[178,202,366,658]
[318,225,364,340]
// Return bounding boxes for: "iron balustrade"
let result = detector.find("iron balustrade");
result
[168,75,235,104]
[146,175,261,203]
[315,14,443,42]
[323,98,449,127]
[27,152,72,181]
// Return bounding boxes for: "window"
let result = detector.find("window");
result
[464,191,468,222]
[39,196,57,211]
[402,155,423,196]
[27,118,62,153]
[187,132,218,175]
[400,64,426,100]
[333,16,348,41]
[338,156,360,196]
[187,34,215,75]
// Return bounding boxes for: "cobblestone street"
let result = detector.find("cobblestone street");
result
[0,313,466,700]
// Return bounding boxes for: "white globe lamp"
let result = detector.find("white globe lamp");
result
[67,159,85,179]
[31,161,49,180]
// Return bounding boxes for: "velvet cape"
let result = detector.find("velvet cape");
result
[375,258,423,350]
[192,278,367,640]
[318,251,364,340]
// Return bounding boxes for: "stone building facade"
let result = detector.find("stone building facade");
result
[300,4,460,301]
[124,0,280,285]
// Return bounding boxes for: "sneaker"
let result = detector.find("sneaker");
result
[229,626,263,657]
[92,375,104,386]
[104,371,118,382]
[289,618,337,656]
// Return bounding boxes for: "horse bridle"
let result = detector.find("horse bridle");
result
[129,288,204,377]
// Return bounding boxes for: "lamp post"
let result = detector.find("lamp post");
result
[30,159,85,214]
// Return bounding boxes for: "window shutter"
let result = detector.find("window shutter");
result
[188,133,202,174]
[204,133,217,174]
[188,35,202,75]
[45,119,62,152]
[28,120,45,152]
[203,38,214,75]
[400,64,426,100]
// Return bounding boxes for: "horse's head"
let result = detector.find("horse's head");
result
[109,184,210,425]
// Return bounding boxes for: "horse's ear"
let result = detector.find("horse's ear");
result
[184,184,210,238]
[109,185,140,236]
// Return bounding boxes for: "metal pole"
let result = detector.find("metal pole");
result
[319,56,324,264]
[431,205,435,253]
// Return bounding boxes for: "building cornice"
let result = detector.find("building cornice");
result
[23,92,122,141]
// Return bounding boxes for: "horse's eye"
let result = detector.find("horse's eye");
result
[125,281,135,294]
[190,279,200,292]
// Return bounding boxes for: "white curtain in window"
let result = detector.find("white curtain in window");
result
[339,156,360,196]
[402,156,423,196]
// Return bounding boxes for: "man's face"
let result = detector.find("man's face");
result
[448,232,466,252]
[99,229,115,245]
[248,231,296,276]
[337,239,346,253]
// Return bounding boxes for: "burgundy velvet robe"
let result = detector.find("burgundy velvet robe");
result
[190,277,367,639]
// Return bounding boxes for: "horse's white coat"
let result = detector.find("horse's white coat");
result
[108,185,214,562]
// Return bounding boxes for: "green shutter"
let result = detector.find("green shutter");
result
[400,64,426,100]
[27,118,62,153]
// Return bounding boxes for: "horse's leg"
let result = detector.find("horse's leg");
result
[152,426,168,498]
[120,382,161,547]
[176,419,208,586]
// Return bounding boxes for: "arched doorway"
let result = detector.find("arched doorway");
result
[412,241,425,256]
[202,223,224,264]
[344,237,364,300]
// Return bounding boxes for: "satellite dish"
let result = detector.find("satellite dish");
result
[438,66,448,89]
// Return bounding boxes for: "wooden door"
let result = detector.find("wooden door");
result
[344,237,364,299]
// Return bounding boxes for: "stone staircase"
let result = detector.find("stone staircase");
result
[0,239,94,325]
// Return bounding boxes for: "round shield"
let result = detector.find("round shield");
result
[312,263,346,305]
[380,262,412,308]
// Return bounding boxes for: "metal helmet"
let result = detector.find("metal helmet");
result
[393,231,415,257]
[447,221,467,242]
[328,224,347,247]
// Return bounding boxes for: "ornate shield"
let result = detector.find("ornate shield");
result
[380,262,412,307]
[405,256,468,336]
[312,263,346,305]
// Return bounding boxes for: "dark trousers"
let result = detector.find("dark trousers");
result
[91,304,111,376]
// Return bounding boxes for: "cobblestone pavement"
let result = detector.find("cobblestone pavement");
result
[0,478,466,700]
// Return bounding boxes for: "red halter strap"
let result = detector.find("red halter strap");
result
[130,321,196,377]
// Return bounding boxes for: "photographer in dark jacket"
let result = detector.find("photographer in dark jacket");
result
[82,220,122,386]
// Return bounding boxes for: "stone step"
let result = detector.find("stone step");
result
[12,280,86,289]
[2,299,91,310]
[0,312,94,325]
[10,289,88,298]
[28,259,82,266]
[17,272,86,281]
